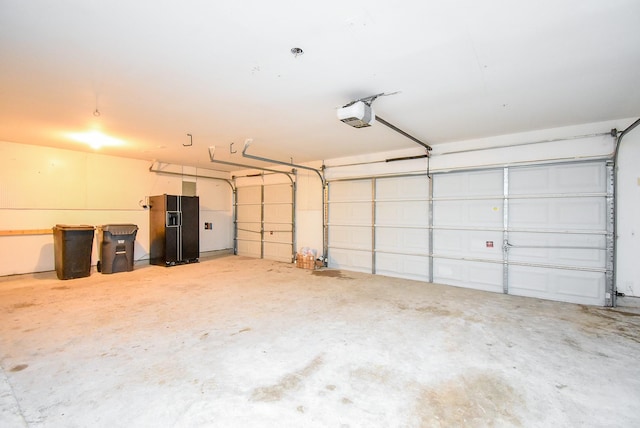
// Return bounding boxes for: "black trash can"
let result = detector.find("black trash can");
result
[52,225,95,280]
[97,224,138,274]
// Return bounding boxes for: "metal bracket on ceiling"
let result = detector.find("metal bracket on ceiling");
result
[230,142,237,154]
[184,133,193,147]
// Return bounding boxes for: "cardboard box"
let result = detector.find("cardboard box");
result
[296,253,316,270]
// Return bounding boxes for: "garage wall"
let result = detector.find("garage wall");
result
[616,129,640,297]
[0,141,233,276]
[295,168,324,258]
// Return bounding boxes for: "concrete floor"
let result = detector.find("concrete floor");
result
[1,255,639,428]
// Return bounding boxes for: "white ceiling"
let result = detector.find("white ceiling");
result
[1,1,639,171]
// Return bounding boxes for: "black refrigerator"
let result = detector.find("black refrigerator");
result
[149,194,199,266]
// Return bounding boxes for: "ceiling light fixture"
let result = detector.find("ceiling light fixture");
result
[66,130,125,150]
[290,47,304,58]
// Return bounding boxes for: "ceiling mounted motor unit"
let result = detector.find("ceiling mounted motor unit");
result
[337,101,375,128]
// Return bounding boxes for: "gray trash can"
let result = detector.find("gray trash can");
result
[52,225,95,280]
[97,224,138,274]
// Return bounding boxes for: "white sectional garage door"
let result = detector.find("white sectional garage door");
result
[236,183,294,263]
[327,161,612,306]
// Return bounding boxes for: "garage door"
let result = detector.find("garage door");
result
[327,161,612,306]
[236,183,294,262]
[327,175,430,280]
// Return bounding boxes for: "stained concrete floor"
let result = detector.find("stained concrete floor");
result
[1,255,639,428]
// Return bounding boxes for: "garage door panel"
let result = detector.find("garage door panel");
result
[237,208,261,223]
[329,202,371,225]
[509,266,604,305]
[433,230,503,260]
[508,232,606,268]
[263,228,292,240]
[376,176,429,199]
[376,253,429,281]
[329,225,371,251]
[263,204,291,223]
[263,184,292,203]
[434,199,503,227]
[510,198,605,230]
[237,240,261,259]
[434,169,503,197]
[376,200,428,226]
[330,180,371,201]
[433,259,503,293]
[510,163,606,195]
[329,248,372,272]
[263,242,293,263]
[376,227,429,254]
[237,226,260,238]
[237,186,262,203]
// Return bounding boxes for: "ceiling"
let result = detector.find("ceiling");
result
[1,1,639,171]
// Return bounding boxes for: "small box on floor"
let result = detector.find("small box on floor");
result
[296,253,316,270]
[296,247,319,270]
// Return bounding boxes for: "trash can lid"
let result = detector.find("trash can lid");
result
[100,224,138,235]
[53,224,95,231]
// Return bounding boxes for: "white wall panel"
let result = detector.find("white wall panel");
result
[0,142,234,276]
